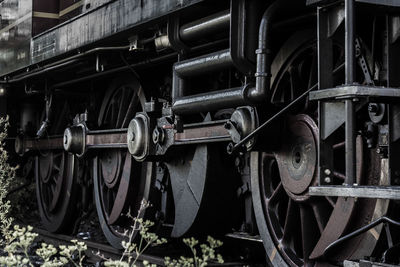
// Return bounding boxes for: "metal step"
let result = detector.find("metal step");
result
[309,185,400,199]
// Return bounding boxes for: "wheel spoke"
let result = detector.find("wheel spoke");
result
[325,196,336,208]
[333,171,346,180]
[311,201,331,234]
[333,141,345,150]
[116,88,130,128]
[300,204,317,263]
[282,199,297,243]
[122,93,139,128]
[307,49,317,90]
[269,182,284,206]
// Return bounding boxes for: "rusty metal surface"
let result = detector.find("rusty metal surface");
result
[275,114,318,200]
[175,121,230,144]
[21,136,64,153]
[86,132,127,149]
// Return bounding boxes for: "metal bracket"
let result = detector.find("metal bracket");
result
[309,185,400,199]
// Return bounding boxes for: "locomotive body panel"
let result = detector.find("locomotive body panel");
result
[0,0,32,77]
[0,0,203,77]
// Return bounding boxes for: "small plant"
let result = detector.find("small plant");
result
[0,116,17,245]
[100,200,167,267]
[164,236,224,267]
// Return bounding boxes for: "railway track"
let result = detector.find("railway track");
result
[33,228,266,266]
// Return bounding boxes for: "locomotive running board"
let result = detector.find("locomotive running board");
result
[309,185,400,200]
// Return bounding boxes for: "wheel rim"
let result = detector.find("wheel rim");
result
[35,100,79,233]
[36,151,78,233]
[251,31,387,266]
[93,76,152,249]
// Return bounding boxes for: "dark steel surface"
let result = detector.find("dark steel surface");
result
[252,0,287,102]
[174,49,233,78]
[166,145,208,237]
[344,0,356,185]
[172,87,246,115]
[179,9,230,42]
[171,49,234,105]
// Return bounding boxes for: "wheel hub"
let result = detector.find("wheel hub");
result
[275,114,318,201]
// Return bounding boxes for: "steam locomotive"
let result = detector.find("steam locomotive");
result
[1,0,400,265]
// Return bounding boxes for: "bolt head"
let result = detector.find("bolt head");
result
[324,169,331,176]
[324,177,331,183]
[368,103,379,114]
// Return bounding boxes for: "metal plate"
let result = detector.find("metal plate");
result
[309,185,400,199]
[31,0,203,63]
[310,85,400,101]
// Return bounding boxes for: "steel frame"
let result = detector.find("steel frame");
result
[313,0,400,199]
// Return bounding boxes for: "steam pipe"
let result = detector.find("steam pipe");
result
[172,86,248,115]
[247,0,287,101]
[172,0,286,114]
[172,49,234,103]
[180,10,230,42]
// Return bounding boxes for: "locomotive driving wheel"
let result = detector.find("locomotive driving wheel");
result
[36,101,80,233]
[93,75,153,249]
[251,32,388,266]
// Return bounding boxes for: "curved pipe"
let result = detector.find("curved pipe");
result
[172,0,289,115]
[247,0,288,102]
